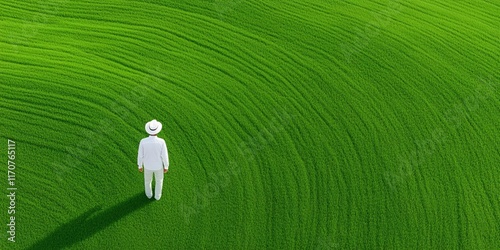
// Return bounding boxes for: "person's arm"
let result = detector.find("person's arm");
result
[161,141,169,173]
[138,140,144,172]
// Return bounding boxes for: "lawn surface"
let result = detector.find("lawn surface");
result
[0,0,499,249]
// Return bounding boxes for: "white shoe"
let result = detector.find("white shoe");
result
[146,195,152,199]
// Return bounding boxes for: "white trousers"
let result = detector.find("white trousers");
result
[144,169,164,200]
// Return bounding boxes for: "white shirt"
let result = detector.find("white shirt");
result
[137,135,169,170]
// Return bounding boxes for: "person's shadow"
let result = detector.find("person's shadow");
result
[28,192,152,250]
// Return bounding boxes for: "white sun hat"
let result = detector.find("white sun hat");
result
[145,119,162,135]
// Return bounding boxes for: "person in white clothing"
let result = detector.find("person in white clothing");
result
[137,119,169,200]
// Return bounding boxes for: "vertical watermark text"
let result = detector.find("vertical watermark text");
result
[6,139,16,243]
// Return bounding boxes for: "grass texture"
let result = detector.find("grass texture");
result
[0,0,499,249]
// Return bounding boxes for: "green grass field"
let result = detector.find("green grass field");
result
[1,0,499,249]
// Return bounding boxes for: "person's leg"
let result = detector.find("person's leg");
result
[144,169,153,199]
[154,169,164,200]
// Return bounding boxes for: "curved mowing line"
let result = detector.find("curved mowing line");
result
[131,46,304,142]
[1,72,123,109]
[430,1,500,27]
[196,8,352,132]
[0,99,96,135]
[398,2,495,48]
[0,77,164,145]
[0,49,141,93]
[31,18,186,56]
[0,89,94,124]
[404,8,494,54]
[3,0,330,135]
[0,38,168,89]
[63,0,277,51]
[143,65,269,140]
[43,0,326,107]
[0,36,162,91]
[168,53,282,123]
[0,3,60,22]
[382,7,500,79]
[246,0,344,39]
[0,68,142,118]
[24,19,304,109]
[141,83,255,163]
